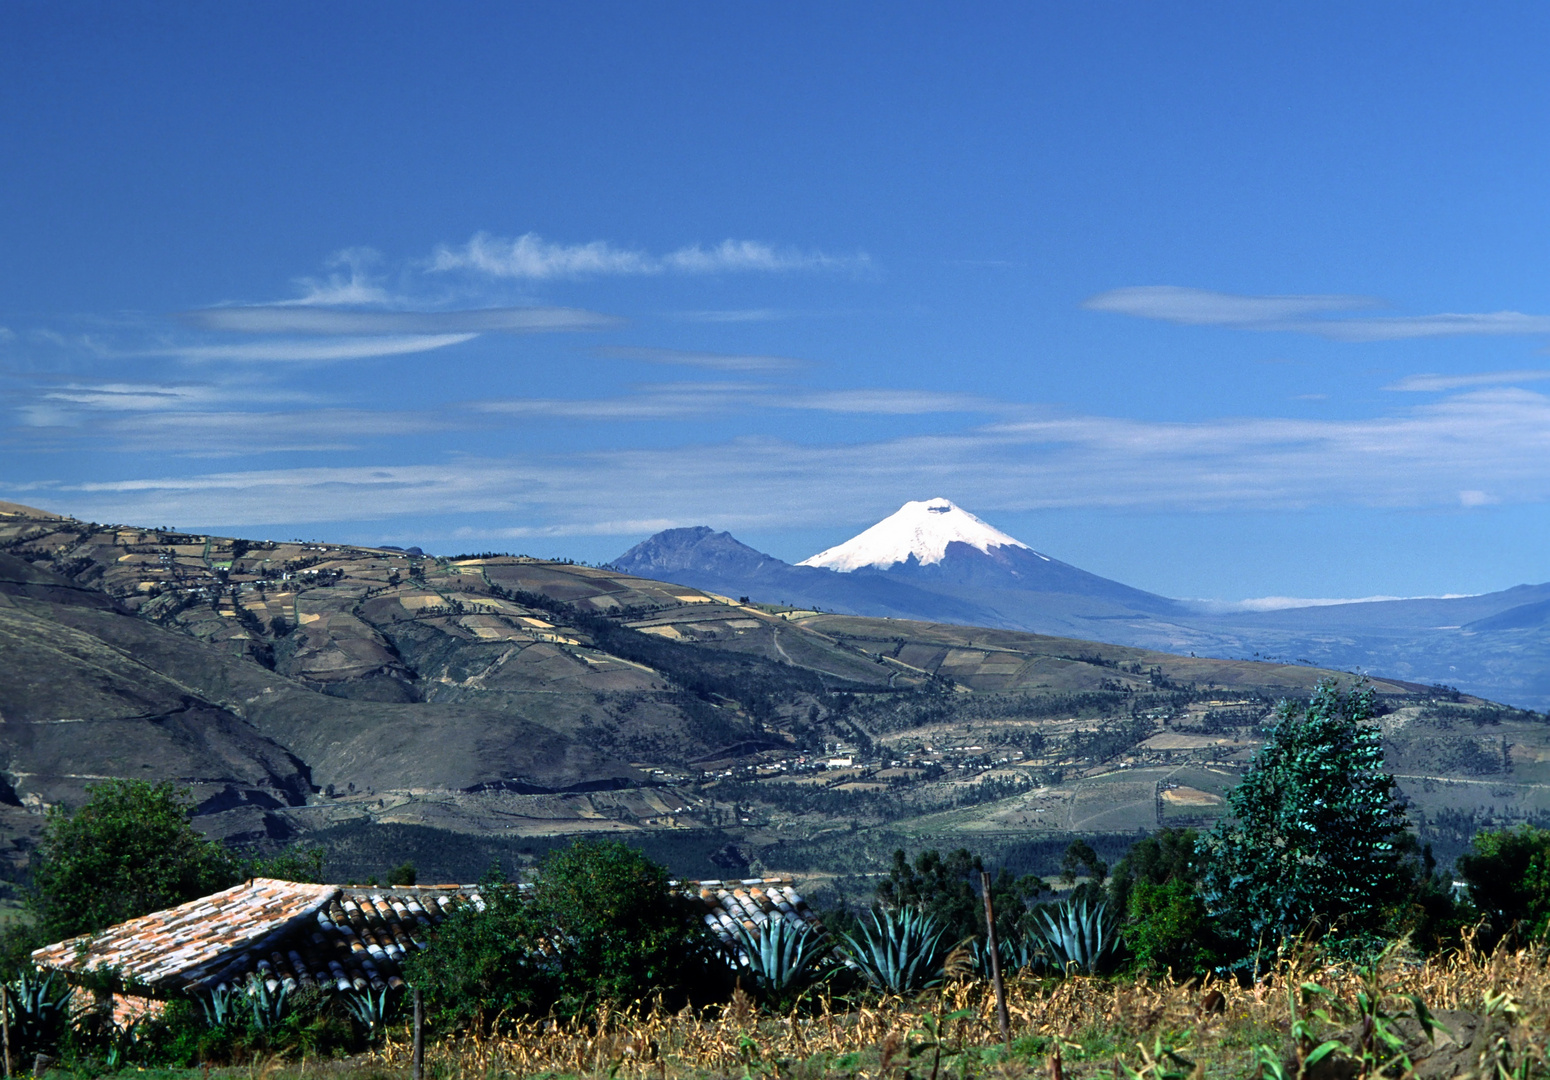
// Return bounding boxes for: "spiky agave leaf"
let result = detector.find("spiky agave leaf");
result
[342,986,394,1038]
[729,916,833,996]
[5,969,72,1050]
[839,907,950,994]
[973,931,1040,977]
[244,972,290,1030]
[195,983,239,1028]
[1027,895,1119,975]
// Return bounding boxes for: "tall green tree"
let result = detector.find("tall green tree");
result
[1198,681,1410,959]
[31,779,238,940]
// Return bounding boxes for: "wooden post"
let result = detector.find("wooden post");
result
[412,987,424,1080]
[1,983,10,1079]
[980,871,1011,1048]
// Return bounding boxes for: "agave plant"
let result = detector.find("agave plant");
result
[244,973,290,1030]
[973,931,1041,978]
[1025,895,1120,975]
[196,983,240,1029]
[341,986,395,1041]
[728,916,833,999]
[4,968,73,1055]
[839,907,950,995]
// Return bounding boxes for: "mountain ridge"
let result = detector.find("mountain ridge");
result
[614,502,1550,710]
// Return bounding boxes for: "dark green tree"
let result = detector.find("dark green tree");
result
[401,866,548,1031]
[1198,681,1410,959]
[529,839,714,1012]
[1456,824,1550,948]
[31,780,238,940]
[406,843,716,1025]
[1107,828,1197,916]
[1107,828,1222,976]
[1060,839,1109,904]
[876,848,1042,944]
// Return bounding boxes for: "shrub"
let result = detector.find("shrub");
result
[1456,823,1550,947]
[406,843,717,1027]
[399,869,548,1031]
[31,779,238,940]
[527,839,717,1013]
[1122,878,1218,976]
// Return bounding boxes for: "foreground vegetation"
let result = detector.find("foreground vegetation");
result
[369,942,1550,1080]
[16,942,1550,1080]
[7,681,1550,1077]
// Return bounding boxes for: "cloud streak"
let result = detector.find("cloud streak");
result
[158,334,476,363]
[596,346,808,372]
[1085,285,1550,341]
[429,232,868,279]
[178,306,620,335]
[475,383,1004,420]
[38,387,1550,531]
[1384,370,1550,392]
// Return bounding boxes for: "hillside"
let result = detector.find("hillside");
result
[1,500,1546,888]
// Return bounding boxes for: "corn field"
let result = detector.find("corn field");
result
[362,937,1550,1080]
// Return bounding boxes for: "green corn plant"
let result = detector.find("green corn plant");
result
[1026,895,1120,975]
[341,986,395,1041]
[1295,944,1447,1080]
[1118,1034,1197,1080]
[729,917,833,1001]
[838,907,950,995]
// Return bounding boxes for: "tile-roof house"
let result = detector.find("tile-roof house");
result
[32,876,819,999]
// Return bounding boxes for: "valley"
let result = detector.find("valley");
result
[1,499,1546,897]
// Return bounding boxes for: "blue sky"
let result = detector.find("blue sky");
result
[5,2,1550,602]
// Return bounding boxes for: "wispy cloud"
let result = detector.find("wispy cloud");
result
[160,334,476,363]
[1085,285,1550,341]
[1187,593,1473,614]
[25,379,315,414]
[429,232,868,279]
[1384,370,1550,392]
[672,309,787,323]
[475,382,1003,420]
[1084,286,1377,325]
[596,346,808,372]
[42,387,1550,531]
[178,306,620,335]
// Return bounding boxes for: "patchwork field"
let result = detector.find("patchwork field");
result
[1,499,1547,894]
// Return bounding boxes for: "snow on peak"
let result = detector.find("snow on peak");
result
[797,498,1038,573]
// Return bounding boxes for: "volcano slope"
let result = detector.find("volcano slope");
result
[1,501,1546,886]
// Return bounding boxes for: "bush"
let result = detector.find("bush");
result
[1122,879,1218,976]
[1456,824,1550,948]
[527,839,718,1012]
[31,779,238,940]
[401,868,549,1031]
[1107,828,1221,976]
[405,843,718,1028]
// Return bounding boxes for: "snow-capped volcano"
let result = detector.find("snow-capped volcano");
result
[798,498,1042,573]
